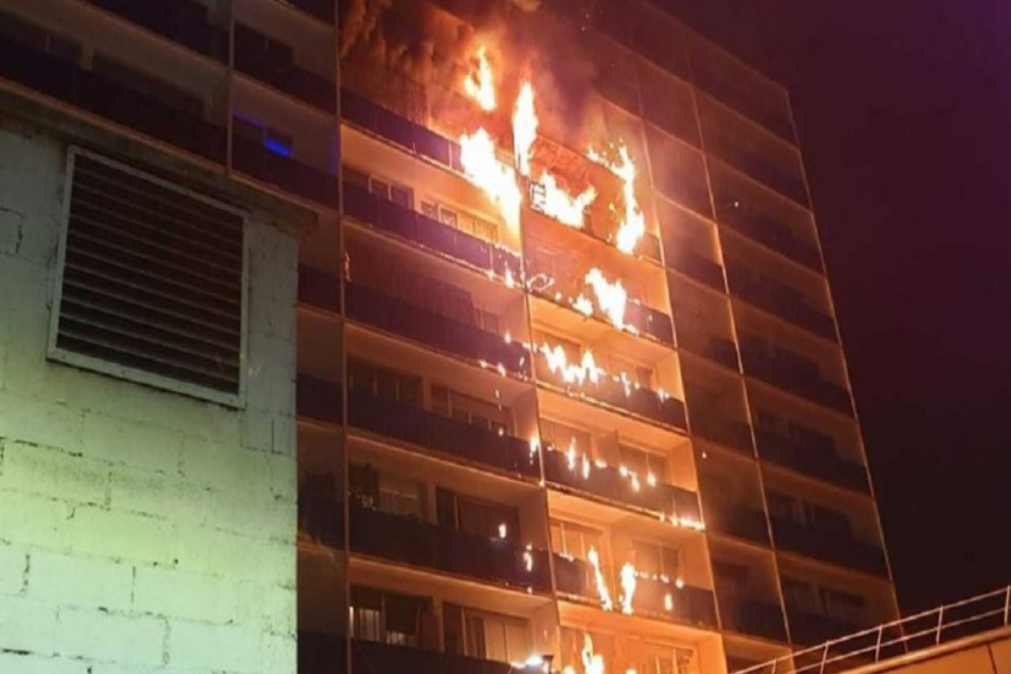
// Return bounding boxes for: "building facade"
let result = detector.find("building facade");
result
[0,1,898,674]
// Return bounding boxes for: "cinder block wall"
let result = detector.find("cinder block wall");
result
[0,121,300,674]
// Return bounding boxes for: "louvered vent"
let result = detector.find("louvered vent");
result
[52,151,245,403]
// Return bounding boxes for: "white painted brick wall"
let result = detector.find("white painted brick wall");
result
[0,119,300,673]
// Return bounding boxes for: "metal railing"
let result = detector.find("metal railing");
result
[733,585,1011,674]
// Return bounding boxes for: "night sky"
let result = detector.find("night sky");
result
[667,0,1011,612]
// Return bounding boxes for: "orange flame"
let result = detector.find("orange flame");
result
[540,343,603,386]
[619,562,637,615]
[588,143,646,254]
[582,634,606,674]
[587,547,614,612]
[513,81,537,177]
[465,46,496,111]
[584,268,628,329]
[459,127,522,230]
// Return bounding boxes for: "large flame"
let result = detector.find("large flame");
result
[584,268,628,329]
[513,81,537,177]
[619,562,637,615]
[581,635,606,674]
[588,144,646,254]
[459,127,522,231]
[540,343,603,386]
[535,174,598,228]
[465,46,496,111]
[586,546,614,612]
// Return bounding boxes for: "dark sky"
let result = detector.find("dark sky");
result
[666,0,1011,612]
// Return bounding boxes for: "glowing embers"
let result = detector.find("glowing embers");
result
[459,128,523,232]
[587,143,646,255]
[464,46,496,111]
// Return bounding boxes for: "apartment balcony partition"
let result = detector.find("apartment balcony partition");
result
[299,264,342,313]
[297,374,343,426]
[347,388,540,479]
[689,412,754,455]
[534,353,688,431]
[542,447,702,521]
[754,430,869,494]
[0,34,227,164]
[726,265,837,341]
[343,181,521,281]
[299,631,348,674]
[348,501,552,592]
[234,24,336,113]
[719,597,788,642]
[739,340,853,416]
[231,130,338,207]
[82,0,228,61]
[345,284,530,377]
[341,89,464,172]
[351,640,512,674]
[705,501,770,546]
[771,518,888,577]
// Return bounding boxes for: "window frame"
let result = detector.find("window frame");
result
[48,147,250,408]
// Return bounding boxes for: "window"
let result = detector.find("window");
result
[782,579,818,614]
[378,473,426,520]
[463,610,530,663]
[348,357,422,406]
[551,520,604,561]
[820,588,864,622]
[437,489,520,541]
[369,175,412,208]
[629,645,697,674]
[610,355,655,389]
[620,444,667,482]
[421,199,499,243]
[632,539,681,578]
[350,586,431,647]
[50,150,246,406]
[541,419,592,453]
[431,385,511,436]
[474,307,501,335]
[233,114,293,157]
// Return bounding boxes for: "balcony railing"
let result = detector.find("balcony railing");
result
[235,24,336,113]
[345,284,531,377]
[726,265,837,341]
[296,374,342,426]
[542,448,702,523]
[82,0,228,61]
[755,430,869,494]
[690,412,754,454]
[352,639,512,674]
[231,131,338,207]
[770,518,888,577]
[740,339,852,416]
[705,501,769,546]
[349,501,552,592]
[667,249,727,291]
[347,388,540,479]
[0,34,227,164]
[534,352,687,431]
[678,331,740,371]
[299,265,342,314]
[553,555,718,629]
[343,181,521,281]
[720,597,788,642]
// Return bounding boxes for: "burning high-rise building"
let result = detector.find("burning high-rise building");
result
[0,1,898,673]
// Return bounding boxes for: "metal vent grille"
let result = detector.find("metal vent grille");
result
[52,151,245,402]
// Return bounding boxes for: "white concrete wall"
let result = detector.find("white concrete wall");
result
[0,120,299,673]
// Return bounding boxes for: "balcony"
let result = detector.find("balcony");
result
[349,501,552,592]
[542,447,702,522]
[771,518,888,577]
[347,388,540,479]
[343,181,521,281]
[0,34,227,164]
[234,24,336,113]
[297,374,343,426]
[755,430,869,494]
[690,412,754,455]
[678,332,740,371]
[351,639,512,674]
[726,265,837,341]
[740,342,853,416]
[82,0,228,61]
[705,502,769,547]
[553,556,718,629]
[719,597,788,642]
[231,128,338,207]
[787,609,861,646]
[534,352,687,431]
[667,249,727,292]
[341,89,464,172]
[715,196,822,273]
[299,265,342,314]
[299,631,347,674]
[345,284,530,377]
